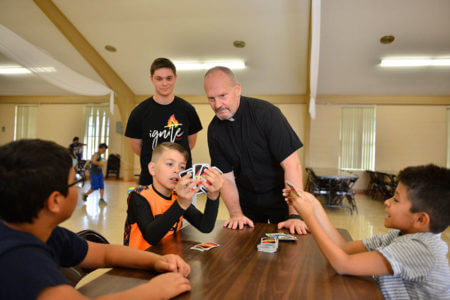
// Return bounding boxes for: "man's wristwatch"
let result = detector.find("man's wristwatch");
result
[287,214,303,220]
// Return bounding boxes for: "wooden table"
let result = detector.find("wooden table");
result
[79,222,382,299]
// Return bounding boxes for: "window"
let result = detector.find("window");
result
[339,106,376,171]
[14,104,38,140]
[83,104,110,160]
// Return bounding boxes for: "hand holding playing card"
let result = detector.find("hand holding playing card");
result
[176,173,200,209]
[282,189,316,220]
[202,167,224,200]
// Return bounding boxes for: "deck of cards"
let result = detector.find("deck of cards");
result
[265,233,297,241]
[257,237,279,253]
[179,163,223,195]
[191,242,220,252]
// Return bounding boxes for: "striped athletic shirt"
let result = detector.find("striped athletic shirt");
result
[363,230,450,299]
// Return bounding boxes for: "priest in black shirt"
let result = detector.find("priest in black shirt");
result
[204,66,309,235]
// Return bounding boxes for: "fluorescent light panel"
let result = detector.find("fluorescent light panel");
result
[380,58,450,67]
[0,65,56,75]
[174,60,246,71]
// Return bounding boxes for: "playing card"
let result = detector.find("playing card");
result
[266,233,297,241]
[190,242,220,251]
[285,181,300,197]
[179,167,192,179]
[257,237,279,253]
[212,166,223,174]
[193,163,210,193]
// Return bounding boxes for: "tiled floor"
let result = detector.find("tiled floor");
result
[62,179,450,258]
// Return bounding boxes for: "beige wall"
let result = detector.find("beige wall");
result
[376,105,447,171]
[309,104,341,168]
[308,103,449,190]
[36,104,85,147]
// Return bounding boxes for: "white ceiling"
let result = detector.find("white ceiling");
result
[0,0,449,97]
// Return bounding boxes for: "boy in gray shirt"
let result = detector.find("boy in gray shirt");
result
[284,164,449,299]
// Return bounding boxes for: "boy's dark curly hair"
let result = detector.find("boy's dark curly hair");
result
[398,164,450,233]
[0,139,72,223]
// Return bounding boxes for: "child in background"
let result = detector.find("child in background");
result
[283,164,449,299]
[83,143,107,204]
[124,142,223,250]
[0,139,191,300]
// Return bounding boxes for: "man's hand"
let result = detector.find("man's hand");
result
[154,254,191,277]
[223,214,254,230]
[277,218,309,235]
[146,272,191,299]
[202,168,224,200]
[176,173,200,209]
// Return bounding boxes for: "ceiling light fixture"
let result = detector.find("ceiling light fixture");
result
[105,45,117,52]
[233,40,246,48]
[173,60,246,71]
[380,35,395,44]
[0,65,56,75]
[380,58,450,67]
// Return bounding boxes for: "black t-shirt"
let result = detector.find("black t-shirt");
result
[125,96,203,185]
[208,96,303,195]
[0,222,88,300]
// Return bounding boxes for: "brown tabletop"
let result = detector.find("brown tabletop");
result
[79,221,382,299]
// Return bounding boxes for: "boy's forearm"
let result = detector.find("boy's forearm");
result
[309,198,349,249]
[295,197,365,254]
[301,214,352,274]
[103,244,160,270]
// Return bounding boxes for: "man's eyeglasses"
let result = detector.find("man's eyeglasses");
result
[68,173,85,188]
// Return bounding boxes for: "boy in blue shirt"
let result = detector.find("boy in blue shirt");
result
[83,143,107,204]
[284,164,449,299]
[0,139,191,299]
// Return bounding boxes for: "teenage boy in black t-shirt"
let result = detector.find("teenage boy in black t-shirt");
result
[125,58,202,185]
[204,66,309,235]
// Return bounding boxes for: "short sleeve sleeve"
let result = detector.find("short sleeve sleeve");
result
[260,105,303,163]
[186,104,202,135]
[125,105,143,139]
[48,227,88,267]
[363,230,400,251]
[378,237,434,282]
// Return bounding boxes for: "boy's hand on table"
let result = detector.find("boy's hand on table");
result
[146,272,191,299]
[154,254,191,277]
[203,168,224,200]
[176,174,200,209]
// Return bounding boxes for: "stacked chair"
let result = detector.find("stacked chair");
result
[305,168,331,199]
[305,168,358,214]
[106,154,121,179]
[366,170,397,201]
[332,177,358,214]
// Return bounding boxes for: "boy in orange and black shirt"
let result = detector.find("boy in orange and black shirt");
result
[124,142,223,250]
